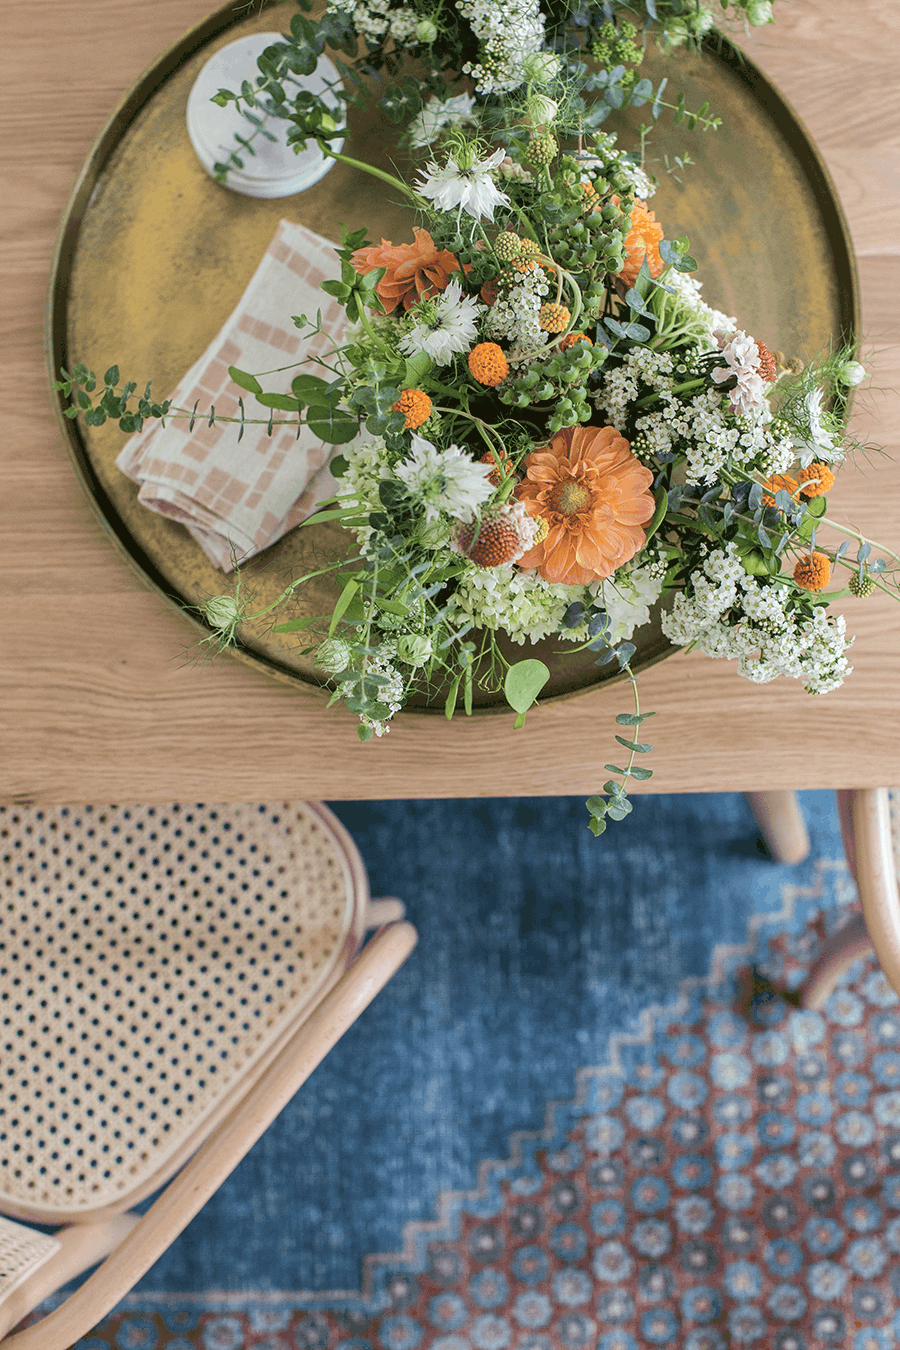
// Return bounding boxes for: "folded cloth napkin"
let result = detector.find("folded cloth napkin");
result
[116,219,347,572]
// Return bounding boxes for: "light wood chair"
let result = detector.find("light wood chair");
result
[800,788,900,1009]
[744,791,811,864]
[0,802,417,1349]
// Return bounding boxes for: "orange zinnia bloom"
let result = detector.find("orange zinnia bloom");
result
[514,426,655,585]
[614,197,665,289]
[350,227,460,313]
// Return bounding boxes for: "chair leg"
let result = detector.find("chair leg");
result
[744,791,811,864]
[365,898,406,927]
[799,911,873,1010]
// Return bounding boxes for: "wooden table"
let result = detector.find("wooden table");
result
[2,0,898,805]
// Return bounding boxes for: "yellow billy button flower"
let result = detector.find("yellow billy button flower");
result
[538,302,571,333]
[797,461,836,499]
[391,389,432,429]
[793,551,832,591]
[468,342,509,387]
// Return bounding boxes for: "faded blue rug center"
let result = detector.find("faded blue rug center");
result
[103,791,846,1302]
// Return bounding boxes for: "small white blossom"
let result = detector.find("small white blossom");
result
[521,51,561,84]
[408,93,478,148]
[792,388,842,467]
[394,435,495,523]
[417,146,511,221]
[359,642,405,736]
[526,94,558,126]
[399,278,481,365]
[711,330,766,416]
[836,359,866,387]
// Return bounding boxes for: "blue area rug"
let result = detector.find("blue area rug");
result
[103,792,844,1299]
[33,789,889,1350]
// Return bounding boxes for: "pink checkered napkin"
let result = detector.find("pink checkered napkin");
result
[116,219,348,572]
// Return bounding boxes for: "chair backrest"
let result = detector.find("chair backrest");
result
[0,801,369,1225]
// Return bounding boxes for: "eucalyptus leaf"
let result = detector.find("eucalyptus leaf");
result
[306,405,360,444]
[255,392,301,411]
[228,366,262,395]
[504,659,550,714]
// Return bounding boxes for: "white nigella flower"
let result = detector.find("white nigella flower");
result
[409,93,478,148]
[792,388,842,466]
[417,146,511,221]
[711,330,766,416]
[394,435,495,523]
[399,278,481,365]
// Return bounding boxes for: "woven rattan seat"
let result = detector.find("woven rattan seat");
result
[0,802,416,1349]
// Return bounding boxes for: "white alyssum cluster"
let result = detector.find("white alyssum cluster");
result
[593,347,794,486]
[327,0,432,46]
[447,562,662,646]
[360,642,405,737]
[594,345,676,429]
[661,544,852,694]
[338,0,390,41]
[387,6,422,41]
[456,0,546,94]
[484,268,550,362]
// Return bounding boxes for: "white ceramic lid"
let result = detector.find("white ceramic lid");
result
[186,33,344,197]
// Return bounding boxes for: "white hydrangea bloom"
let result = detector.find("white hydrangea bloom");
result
[446,565,579,643]
[394,436,495,523]
[446,560,661,647]
[590,565,665,643]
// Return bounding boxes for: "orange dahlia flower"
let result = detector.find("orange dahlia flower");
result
[514,426,655,585]
[350,227,460,313]
[615,197,665,289]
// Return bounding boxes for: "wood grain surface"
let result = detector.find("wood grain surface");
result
[2,0,898,805]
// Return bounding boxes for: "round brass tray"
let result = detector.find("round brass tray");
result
[48,1,859,711]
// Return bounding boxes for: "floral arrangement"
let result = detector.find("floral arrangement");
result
[58,0,893,835]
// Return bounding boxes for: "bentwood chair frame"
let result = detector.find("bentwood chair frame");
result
[0,801,416,1350]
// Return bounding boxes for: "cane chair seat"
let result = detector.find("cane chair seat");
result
[0,801,369,1224]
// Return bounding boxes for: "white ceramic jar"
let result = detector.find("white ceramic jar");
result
[186,32,344,198]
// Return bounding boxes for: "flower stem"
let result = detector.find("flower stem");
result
[320,147,427,206]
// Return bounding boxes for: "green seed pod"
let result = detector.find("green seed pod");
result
[526,133,557,167]
[849,573,876,598]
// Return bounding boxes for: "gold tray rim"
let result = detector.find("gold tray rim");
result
[45,3,861,715]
